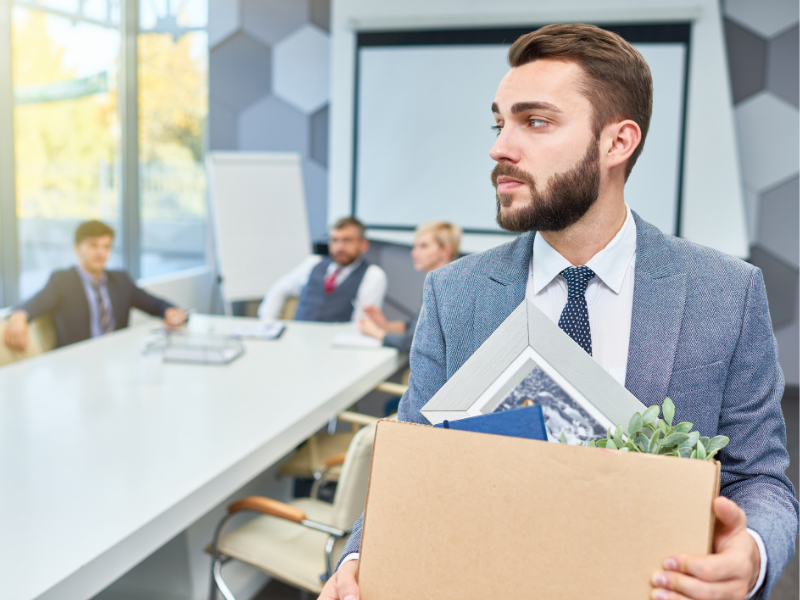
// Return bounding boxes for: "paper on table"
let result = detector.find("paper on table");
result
[331,330,382,348]
[231,322,285,340]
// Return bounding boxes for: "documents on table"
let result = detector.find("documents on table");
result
[230,322,286,340]
[331,330,383,349]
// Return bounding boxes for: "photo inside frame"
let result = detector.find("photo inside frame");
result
[467,347,613,443]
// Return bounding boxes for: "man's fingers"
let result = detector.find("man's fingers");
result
[652,569,749,600]
[335,561,360,600]
[666,551,746,583]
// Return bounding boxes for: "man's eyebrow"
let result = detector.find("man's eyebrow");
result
[491,101,563,115]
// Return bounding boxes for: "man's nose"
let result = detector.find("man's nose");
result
[489,128,521,164]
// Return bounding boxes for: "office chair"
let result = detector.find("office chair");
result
[0,315,57,367]
[208,419,380,599]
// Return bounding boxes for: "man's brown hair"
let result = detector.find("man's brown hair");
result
[75,220,115,245]
[332,216,366,239]
[508,24,653,179]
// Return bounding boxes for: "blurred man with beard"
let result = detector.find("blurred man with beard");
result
[258,216,387,323]
[320,24,797,600]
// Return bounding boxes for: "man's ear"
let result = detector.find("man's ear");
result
[604,120,641,172]
[361,238,370,254]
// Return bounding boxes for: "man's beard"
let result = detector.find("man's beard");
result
[492,139,601,233]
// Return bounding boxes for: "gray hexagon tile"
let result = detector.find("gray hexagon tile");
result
[735,91,799,192]
[209,32,271,111]
[310,0,330,32]
[757,176,799,268]
[310,105,328,167]
[724,0,799,39]
[766,26,799,107]
[238,94,310,155]
[273,24,330,114]
[209,99,238,150]
[303,157,329,241]
[242,0,309,46]
[209,0,241,49]
[749,244,799,329]
[724,19,767,104]
[743,186,760,244]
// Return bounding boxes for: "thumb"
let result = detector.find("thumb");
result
[335,562,360,600]
[713,496,747,549]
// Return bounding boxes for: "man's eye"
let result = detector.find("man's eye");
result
[491,125,503,136]
[530,119,548,128]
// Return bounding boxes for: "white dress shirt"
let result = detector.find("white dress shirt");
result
[257,255,388,322]
[342,207,767,594]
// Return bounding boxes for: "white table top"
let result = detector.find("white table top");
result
[0,316,403,600]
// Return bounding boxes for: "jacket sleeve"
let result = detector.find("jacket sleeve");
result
[717,268,798,598]
[15,272,62,320]
[125,274,174,318]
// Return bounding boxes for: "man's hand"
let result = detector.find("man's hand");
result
[362,305,387,328]
[359,317,386,342]
[4,311,29,352]
[651,496,760,600]
[318,559,359,600]
[163,308,188,328]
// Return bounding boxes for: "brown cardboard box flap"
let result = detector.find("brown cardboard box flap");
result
[359,420,720,600]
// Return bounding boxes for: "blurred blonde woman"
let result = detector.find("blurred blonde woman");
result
[359,221,461,352]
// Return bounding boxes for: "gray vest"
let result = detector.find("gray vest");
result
[294,258,370,322]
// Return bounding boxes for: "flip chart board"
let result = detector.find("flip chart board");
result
[207,152,311,304]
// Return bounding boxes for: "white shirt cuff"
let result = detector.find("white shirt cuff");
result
[339,552,359,568]
[745,528,768,599]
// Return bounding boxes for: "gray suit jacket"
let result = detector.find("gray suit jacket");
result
[340,214,798,597]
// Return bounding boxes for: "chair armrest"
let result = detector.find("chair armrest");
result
[337,411,380,426]
[228,496,306,523]
[374,382,408,396]
[324,452,347,469]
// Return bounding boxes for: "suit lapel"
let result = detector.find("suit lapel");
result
[106,272,127,329]
[472,232,534,351]
[625,214,687,406]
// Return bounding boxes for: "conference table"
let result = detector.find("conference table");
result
[1,316,404,600]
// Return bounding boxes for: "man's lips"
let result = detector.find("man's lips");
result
[496,176,525,193]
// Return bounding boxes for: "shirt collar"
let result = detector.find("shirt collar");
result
[76,264,107,287]
[531,204,636,295]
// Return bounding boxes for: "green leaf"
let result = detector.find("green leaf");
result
[606,439,617,450]
[706,436,730,454]
[641,426,654,438]
[642,405,660,426]
[634,433,649,453]
[559,431,567,444]
[696,440,706,460]
[587,440,596,448]
[706,449,720,460]
[649,429,663,454]
[628,412,643,437]
[678,447,692,458]
[661,432,690,448]
[596,438,607,448]
[678,431,700,449]
[699,436,711,448]
[657,420,668,435]
[614,425,624,447]
[690,450,697,459]
[671,422,693,434]
[663,397,675,427]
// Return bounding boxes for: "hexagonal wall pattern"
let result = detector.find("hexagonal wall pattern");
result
[749,245,799,330]
[238,95,310,155]
[724,0,799,39]
[723,19,766,104]
[272,24,330,114]
[766,26,799,107]
[209,99,238,150]
[310,105,328,167]
[208,0,240,49]
[242,0,309,46]
[757,176,799,268]
[209,32,271,111]
[303,158,329,241]
[310,0,330,32]
[735,91,799,192]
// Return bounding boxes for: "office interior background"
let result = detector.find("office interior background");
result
[0,0,798,598]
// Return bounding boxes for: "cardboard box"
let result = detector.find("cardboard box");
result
[358,420,721,600]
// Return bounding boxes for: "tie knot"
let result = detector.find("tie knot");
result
[560,266,595,298]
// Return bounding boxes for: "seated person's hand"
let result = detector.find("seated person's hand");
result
[318,558,359,600]
[362,305,387,328]
[163,307,188,328]
[4,311,29,352]
[359,317,385,342]
[650,496,759,600]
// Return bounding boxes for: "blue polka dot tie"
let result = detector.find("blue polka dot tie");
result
[558,266,595,355]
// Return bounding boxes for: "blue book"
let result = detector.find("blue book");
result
[434,405,548,441]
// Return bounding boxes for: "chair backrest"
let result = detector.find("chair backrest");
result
[0,315,56,367]
[280,296,299,320]
[329,419,378,531]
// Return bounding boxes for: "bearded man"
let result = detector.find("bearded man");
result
[320,24,797,600]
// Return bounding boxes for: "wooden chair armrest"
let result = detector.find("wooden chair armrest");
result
[228,496,306,523]
[336,411,380,426]
[324,452,347,469]
[374,382,408,396]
